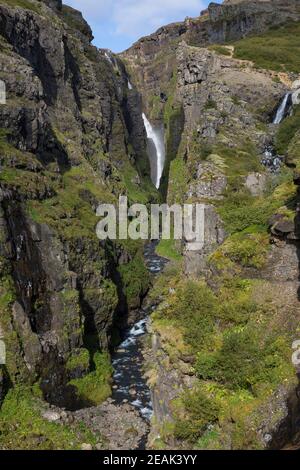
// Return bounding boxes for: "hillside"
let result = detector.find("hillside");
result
[0,0,300,451]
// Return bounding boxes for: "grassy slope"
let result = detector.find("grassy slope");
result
[232,22,300,73]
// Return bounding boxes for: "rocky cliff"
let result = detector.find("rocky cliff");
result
[123,0,300,450]
[1,0,300,451]
[0,0,157,447]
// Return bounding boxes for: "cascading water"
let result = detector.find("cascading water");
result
[273,92,291,124]
[128,80,133,90]
[142,113,165,189]
[261,145,283,173]
[111,242,168,424]
[261,92,292,172]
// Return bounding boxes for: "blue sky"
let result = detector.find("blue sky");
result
[64,1,220,53]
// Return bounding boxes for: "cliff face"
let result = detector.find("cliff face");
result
[122,0,300,198]
[0,0,155,412]
[1,0,300,451]
[124,0,300,450]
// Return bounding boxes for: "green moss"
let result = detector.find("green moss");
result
[168,157,189,204]
[0,0,41,14]
[66,349,90,372]
[26,165,113,239]
[69,352,112,406]
[214,231,270,269]
[233,21,300,73]
[122,162,157,205]
[157,69,185,199]
[155,238,182,261]
[217,178,296,235]
[0,386,99,450]
[118,251,150,309]
[0,272,29,383]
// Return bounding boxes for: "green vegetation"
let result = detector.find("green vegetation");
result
[217,173,296,234]
[208,45,232,56]
[161,280,216,351]
[160,71,185,199]
[118,249,150,309]
[0,0,41,14]
[27,164,113,239]
[152,269,295,447]
[275,105,300,155]
[122,162,157,205]
[69,352,112,406]
[196,328,290,390]
[233,22,300,73]
[66,349,90,373]
[0,386,99,449]
[204,98,217,110]
[168,157,189,204]
[214,231,270,269]
[175,387,220,442]
[155,238,182,261]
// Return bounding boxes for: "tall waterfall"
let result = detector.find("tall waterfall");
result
[142,113,165,189]
[273,93,291,124]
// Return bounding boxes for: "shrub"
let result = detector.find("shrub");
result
[196,328,288,390]
[165,281,217,351]
[218,231,270,268]
[174,387,219,442]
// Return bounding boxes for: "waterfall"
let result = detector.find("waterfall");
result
[273,93,291,124]
[142,113,165,189]
[128,80,133,90]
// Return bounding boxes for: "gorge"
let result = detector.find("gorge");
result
[1,0,300,451]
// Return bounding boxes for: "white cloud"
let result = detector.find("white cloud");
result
[64,0,206,38]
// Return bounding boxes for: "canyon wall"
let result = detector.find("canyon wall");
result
[0,0,156,411]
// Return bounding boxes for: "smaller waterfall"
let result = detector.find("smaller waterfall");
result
[142,113,165,189]
[128,80,133,90]
[273,93,291,124]
[261,145,283,173]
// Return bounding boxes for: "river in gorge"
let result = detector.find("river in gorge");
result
[111,241,168,424]
[111,93,292,424]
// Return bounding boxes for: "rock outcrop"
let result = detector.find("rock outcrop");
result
[126,0,300,451]
[0,0,155,412]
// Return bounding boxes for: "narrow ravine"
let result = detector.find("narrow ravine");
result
[111,241,168,431]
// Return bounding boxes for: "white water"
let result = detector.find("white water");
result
[273,93,290,124]
[128,80,133,90]
[104,51,113,65]
[142,113,165,189]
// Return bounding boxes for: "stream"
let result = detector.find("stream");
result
[111,241,168,422]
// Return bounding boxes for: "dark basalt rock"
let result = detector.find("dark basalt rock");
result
[0,0,153,410]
